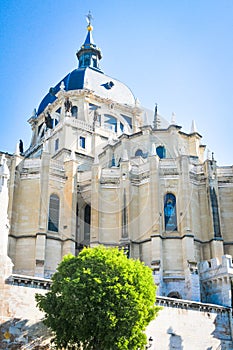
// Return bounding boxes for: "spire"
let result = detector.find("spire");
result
[153,103,160,129]
[76,11,102,71]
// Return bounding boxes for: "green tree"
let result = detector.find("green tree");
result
[36,246,160,349]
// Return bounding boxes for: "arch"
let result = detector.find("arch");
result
[99,107,132,134]
[84,204,91,241]
[167,291,182,299]
[164,193,177,231]
[48,194,60,232]
[104,114,117,132]
[71,105,78,118]
[156,145,166,159]
[135,149,143,157]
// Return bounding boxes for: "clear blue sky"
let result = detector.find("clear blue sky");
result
[0,0,232,165]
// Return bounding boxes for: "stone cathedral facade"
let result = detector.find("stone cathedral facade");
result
[1,19,233,308]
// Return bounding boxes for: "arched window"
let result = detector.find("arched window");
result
[84,204,91,241]
[48,194,60,232]
[135,149,143,157]
[164,193,177,231]
[167,291,181,299]
[104,115,117,132]
[156,146,166,159]
[71,106,78,118]
[210,187,221,237]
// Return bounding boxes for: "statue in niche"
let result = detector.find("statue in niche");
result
[164,194,177,231]
[64,97,72,113]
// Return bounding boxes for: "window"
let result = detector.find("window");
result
[48,194,60,232]
[210,187,221,237]
[84,204,91,241]
[121,115,132,129]
[104,115,117,132]
[167,291,181,299]
[164,193,177,231]
[55,138,59,152]
[80,136,86,149]
[156,146,166,159]
[71,106,78,118]
[135,149,143,157]
[92,56,97,68]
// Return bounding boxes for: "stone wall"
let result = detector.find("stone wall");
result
[0,279,233,349]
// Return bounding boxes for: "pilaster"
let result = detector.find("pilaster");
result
[62,157,78,256]
[90,163,101,245]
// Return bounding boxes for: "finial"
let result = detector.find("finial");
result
[143,112,149,126]
[122,149,129,161]
[151,143,156,156]
[86,11,93,31]
[60,81,65,91]
[191,120,197,133]
[171,112,176,124]
[15,142,20,156]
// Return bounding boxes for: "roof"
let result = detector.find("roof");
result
[37,67,136,115]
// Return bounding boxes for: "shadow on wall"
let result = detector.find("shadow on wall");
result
[167,327,183,350]
[0,318,51,349]
[211,312,233,350]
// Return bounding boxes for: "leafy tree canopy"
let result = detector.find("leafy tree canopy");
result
[36,246,160,349]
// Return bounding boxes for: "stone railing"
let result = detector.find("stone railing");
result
[217,166,233,177]
[65,117,93,132]
[6,274,52,289]
[156,296,231,313]
[50,159,64,172]
[23,159,41,169]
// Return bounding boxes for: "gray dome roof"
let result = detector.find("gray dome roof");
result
[37,24,136,116]
[37,67,136,115]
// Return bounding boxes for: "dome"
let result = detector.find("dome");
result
[37,67,136,116]
[37,21,136,116]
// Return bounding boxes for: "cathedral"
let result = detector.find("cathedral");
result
[1,15,233,309]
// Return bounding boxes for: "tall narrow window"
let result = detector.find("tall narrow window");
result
[156,146,166,159]
[55,138,59,152]
[71,106,78,118]
[164,193,177,231]
[80,136,86,149]
[209,187,221,238]
[48,194,60,232]
[84,204,91,241]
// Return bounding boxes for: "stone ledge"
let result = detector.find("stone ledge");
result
[6,274,52,290]
[156,296,231,313]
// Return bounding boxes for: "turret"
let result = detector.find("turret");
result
[76,12,102,71]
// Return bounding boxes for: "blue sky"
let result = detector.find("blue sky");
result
[0,0,232,165]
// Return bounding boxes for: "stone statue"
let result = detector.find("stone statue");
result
[45,112,53,129]
[64,97,72,113]
[19,139,24,154]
